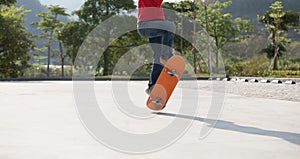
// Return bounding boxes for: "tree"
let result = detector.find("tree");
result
[0,0,16,6]
[163,1,201,73]
[258,1,300,70]
[59,21,89,65]
[33,5,69,77]
[163,0,254,73]
[74,0,136,76]
[196,0,254,70]
[0,6,34,78]
[108,25,148,76]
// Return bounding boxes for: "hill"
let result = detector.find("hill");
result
[222,0,300,21]
[16,0,47,36]
[222,0,300,40]
[16,0,70,64]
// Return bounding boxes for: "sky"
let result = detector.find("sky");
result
[39,0,182,13]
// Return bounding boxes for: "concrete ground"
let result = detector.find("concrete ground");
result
[0,81,299,159]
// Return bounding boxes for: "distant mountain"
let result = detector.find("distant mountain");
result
[222,0,300,40]
[221,0,300,22]
[16,0,70,64]
[16,0,47,36]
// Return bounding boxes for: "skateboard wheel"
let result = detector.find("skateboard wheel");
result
[146,84,167,111]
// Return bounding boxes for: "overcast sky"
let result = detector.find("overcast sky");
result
[39,0,182,13]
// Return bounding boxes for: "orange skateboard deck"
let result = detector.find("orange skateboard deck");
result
[146,55,185,111]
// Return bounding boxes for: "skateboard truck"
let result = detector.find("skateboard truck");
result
[150,97,164,107]
[166,68,179,77]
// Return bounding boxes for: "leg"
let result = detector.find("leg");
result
[138,21,176,62]
[147,30,175,89]
[137,21,176,90]
[161,30,175,61]
[148,36,164,89]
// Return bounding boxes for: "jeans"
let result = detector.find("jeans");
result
[137,20,176,89]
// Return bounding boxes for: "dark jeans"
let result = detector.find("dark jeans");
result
[137,20,176,89]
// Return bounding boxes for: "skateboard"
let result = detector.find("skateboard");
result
[146,55,185,110]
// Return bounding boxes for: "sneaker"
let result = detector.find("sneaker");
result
[145,88,151,95]
[160,57,167,65]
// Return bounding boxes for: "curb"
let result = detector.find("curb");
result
[271,80,283,84]
[0,77,211,82]
[226,77,299,84]
[241,79,249,82]
[249,79,259,83]
[285,81,296,84]
[260,79,271,83]
[0,77,298,84]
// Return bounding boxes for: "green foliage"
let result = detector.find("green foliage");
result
[225,51,300,78]
[261,43,286,59]
[32,5,69,77]
[100,29,148,76]
[0,0,16,6]
[226,54,270,77]
[281,57,300,71]
[197,0,255,48]
[164,0,255,50]
[266,70,300,78]
[163,0,254,73]
[258,1,300,70]
[223,35,269,60]
[59,21,90,64]
[74,0,136,27]
[73,0,136,76]
[1,0,299,78]
[286,41,300,57]
[0,6,33,78]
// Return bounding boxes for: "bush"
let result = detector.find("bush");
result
[266,70,300,78]
[226,54,270,77]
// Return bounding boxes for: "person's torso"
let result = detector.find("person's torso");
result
[138,0,165,23]
[138,0,163,8]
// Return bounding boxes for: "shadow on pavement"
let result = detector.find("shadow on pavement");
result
[155,112,300,146]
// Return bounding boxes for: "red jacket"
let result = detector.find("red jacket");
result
[138,0,165,22]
